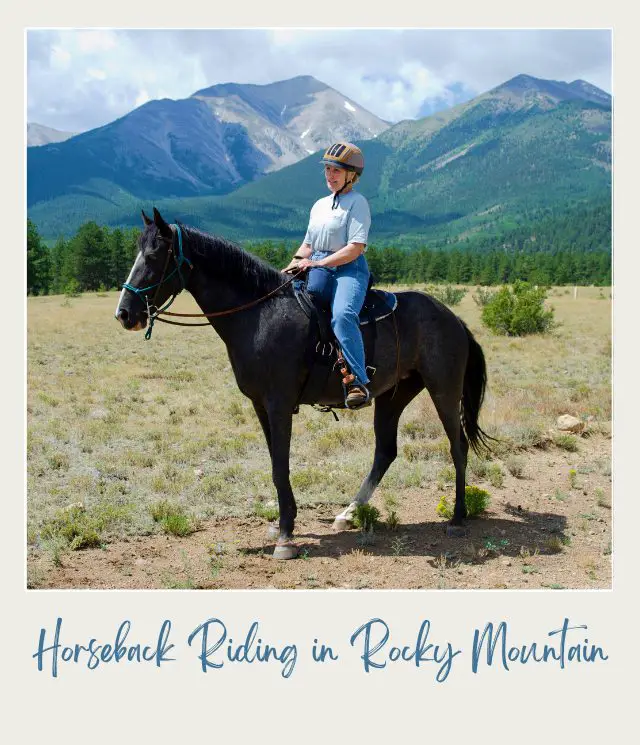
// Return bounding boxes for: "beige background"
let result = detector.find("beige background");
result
[6,5,636,742]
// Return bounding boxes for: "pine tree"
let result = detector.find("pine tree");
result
[71,222,110,291]
[27,219,51,295]
[109,228,129,289]
[50,235,71,294]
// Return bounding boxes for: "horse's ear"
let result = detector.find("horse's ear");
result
[153,207,171,237]
[141,209,152,226]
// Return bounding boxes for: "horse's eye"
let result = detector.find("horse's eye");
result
[144,250,163,266]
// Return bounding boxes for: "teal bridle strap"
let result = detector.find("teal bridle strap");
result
[122,224,191,296]
[121,224,193,340]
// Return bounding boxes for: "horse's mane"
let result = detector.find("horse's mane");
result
[179,223,287,295]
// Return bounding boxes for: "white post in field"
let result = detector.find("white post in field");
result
[574,286,578,300]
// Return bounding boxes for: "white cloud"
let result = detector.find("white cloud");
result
[27,29,611,133]
[135,89,150,107]
[50,45,71,71]
[76,30,118,53]
[87,68,107,81]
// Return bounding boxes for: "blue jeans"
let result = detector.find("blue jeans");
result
[307,251,370,386]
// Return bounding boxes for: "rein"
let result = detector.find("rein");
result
[158,270,303,320]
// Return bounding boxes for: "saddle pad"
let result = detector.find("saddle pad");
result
[359,288,397,326]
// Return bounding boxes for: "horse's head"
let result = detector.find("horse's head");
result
[115,207,191,331]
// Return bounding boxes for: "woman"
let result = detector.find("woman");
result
[283,142,372,409]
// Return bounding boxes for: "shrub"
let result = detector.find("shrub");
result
[468,456,489,480]
[553,433,579,452]
[506,455,525,478]
[254,500,279,522]
[401,420,427,439]
[437,465,457,484]
[426,284,467,307]
[464,485,492,516]
[385,510,400,531]
[63,279,81,298]
[149,500,196,536]
[352,504,381,532]
[436,485,491,520]
[40,503,133,551]
[162,513,194,537]
[486,463,504,488]
[481,281,555,336]
[473,287,497,307]
[403,441,447,461]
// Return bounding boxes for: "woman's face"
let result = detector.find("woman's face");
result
[324,164,348,193]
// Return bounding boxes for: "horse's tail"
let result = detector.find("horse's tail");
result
[460,321,495,455]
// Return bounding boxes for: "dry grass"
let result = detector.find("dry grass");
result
[27,286,611,566]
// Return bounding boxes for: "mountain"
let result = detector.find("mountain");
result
[28,74,611,245]
[192,75,387,170]
[27,122,77,146]
[128,73,608,245]
[27,75,389,213]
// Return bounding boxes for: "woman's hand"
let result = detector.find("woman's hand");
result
[296,258,317,271]
[282,243,313,273]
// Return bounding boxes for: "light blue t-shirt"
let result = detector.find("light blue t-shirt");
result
[303,190,371,253]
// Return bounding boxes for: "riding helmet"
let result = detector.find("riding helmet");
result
[320,142,365,175]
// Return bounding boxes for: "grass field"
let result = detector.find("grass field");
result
[26,285,612,589]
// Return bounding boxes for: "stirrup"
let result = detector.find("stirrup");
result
[345,384,371,410]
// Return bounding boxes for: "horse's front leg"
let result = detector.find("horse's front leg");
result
[265,406,299,560]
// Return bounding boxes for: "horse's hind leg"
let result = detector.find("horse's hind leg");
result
[431,391,470,537]
[333,372,424,530]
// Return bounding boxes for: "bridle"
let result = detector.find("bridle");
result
[121,223,302,340]
[121,224,194,339]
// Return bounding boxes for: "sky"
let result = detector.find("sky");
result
[27,29,612,133]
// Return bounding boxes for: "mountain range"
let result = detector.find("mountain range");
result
[27,75,387,207]
[27,74,611,245]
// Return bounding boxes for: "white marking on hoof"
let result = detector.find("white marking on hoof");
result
[446,524,469,538]
[266,523,279,540]
[273,542,299,560]
[332,518,352,532]
[334,501,358,530]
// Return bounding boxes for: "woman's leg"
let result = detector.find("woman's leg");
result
[331,255,370,386]
[306,261,334,310]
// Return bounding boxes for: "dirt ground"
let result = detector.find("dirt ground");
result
[28,432,611,590]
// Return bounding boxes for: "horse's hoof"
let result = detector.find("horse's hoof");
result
[273,542,299,560]
[332,517,352,532]
[266,523,279,540]
[446,524,469,538]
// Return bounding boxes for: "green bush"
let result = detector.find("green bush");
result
[352,504,381,532]
[63,279,81,298]
[553,433,579,452]
[149,500,196,536]
[436,485,491,520]
[473,287,498,307]
[254,501,279,522]
[40,503,133,551]
[426,284,467,307]
[486,463,505,488]
[481,281,555,336]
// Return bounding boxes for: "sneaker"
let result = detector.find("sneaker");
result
[346,384,371,409]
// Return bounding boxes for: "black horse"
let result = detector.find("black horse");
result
[116,208,492,559]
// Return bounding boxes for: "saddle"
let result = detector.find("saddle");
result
[292,274,398,407]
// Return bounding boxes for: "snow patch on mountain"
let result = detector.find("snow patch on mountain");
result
[344,101,356,112]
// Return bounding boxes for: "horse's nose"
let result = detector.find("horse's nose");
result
[116,307,129,323]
